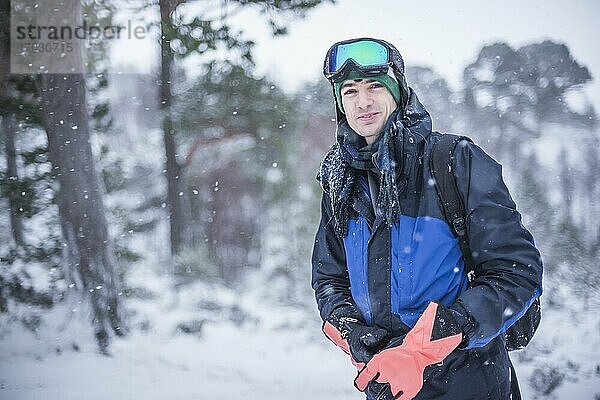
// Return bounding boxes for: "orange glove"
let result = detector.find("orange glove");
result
[354,302,463,400]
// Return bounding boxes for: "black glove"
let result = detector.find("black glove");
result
[323,304,389,364]
[365,381,395,400]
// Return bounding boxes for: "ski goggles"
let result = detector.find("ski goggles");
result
[323,38,403,83]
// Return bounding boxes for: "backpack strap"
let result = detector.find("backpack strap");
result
[430,134,475,272]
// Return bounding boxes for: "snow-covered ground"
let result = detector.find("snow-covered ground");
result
[1,264,599,400]
[0,322,359,400]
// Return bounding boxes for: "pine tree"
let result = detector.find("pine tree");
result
[152,0,330,255]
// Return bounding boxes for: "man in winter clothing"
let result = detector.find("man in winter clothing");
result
[312,38,543,400]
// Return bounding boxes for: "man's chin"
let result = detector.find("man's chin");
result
[359,131,381,144]
[358,127,382,140]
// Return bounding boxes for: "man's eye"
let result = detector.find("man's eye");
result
[342,89,357,95]
[370,83,384,89]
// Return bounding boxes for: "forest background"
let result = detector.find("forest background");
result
[1,1,599,398]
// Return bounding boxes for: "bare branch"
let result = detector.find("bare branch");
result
[182,128,249,169]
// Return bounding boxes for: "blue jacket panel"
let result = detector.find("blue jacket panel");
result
[343,217,373,324]
[390,215,470,327]
[343,214,470,328]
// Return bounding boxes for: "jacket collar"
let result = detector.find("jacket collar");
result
[401,88,433,145]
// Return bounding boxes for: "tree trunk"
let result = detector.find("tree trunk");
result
[160,0,184,255]
[0,0,8,85]
[38,73,125,353]
[3,113,25,247]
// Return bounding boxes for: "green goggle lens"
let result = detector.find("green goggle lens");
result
[332,40,389,72]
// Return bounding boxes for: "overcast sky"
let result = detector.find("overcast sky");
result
[111,0,600,112]
[231,0,600,111]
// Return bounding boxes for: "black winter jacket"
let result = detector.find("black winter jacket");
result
[311,89,543,400]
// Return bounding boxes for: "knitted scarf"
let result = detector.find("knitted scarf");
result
[317,110,403,238]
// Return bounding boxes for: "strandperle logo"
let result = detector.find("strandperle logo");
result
[10,0,148,74]
[14,20,147,41]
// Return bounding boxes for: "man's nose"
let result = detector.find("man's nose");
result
[357,89,373,109]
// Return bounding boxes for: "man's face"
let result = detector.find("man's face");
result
[340,79,397,144]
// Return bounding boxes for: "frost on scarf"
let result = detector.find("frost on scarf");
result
[316,143,356,238]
